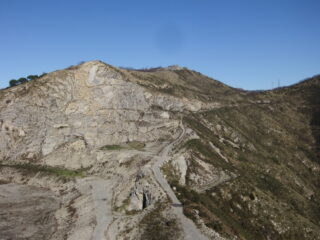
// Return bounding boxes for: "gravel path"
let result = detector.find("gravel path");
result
[152,124,208,240]
[90,178,113,240]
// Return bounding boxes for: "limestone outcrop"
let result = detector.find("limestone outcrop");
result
[1,61,320,240]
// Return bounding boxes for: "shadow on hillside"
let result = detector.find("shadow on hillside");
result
[311,110,320,159]
[306,84,320,161]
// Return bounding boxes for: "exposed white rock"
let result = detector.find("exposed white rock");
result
[160,111,170,119]
[173,154,188,185]
[0,61,222,240]
[209,142,229,162]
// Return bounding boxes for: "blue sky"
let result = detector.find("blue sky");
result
[0,0,319,90]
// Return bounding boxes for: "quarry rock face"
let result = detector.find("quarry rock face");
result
[0,61,320,240]
[0,61,190,164]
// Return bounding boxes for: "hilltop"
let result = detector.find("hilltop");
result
[0,61,319,240]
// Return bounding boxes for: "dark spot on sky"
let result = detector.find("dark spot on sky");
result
[155,24,184,55]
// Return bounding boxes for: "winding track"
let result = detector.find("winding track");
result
[89,123,208,240]
[152,123,208,240]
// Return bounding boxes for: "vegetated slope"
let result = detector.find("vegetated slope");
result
[125,66,246,103]
[278,76,320,160]
[0,61,319,240]
[163,75,320,239]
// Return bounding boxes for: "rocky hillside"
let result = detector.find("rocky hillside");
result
[0,61,319,240]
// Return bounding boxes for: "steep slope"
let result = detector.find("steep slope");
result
[0,61,319,240]
[163,75,320,239]
[0,61,217,240]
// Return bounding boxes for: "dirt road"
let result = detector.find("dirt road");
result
[152,123,208,240]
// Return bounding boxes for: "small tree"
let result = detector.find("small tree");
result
[17,77,28,84]
[27,75,39,81]
[9,79,18,87]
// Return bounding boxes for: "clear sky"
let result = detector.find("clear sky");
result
[0,0,319,90]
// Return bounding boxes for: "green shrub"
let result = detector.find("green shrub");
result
[100,141,145,151]
[140,204,181,240]
[0,163,85,178]
[100,144,124,150]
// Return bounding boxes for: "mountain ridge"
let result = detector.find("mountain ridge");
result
[0,60,319,240]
